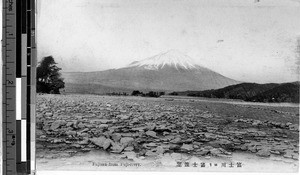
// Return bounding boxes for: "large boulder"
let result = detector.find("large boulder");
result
[103,139,112,150]
[256,149,270,157]
[90,137,112,150]
[111,133,122,142]
[110,142,125,153]
[120,137,134,147]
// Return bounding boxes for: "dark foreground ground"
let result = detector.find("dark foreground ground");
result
[36,94,299,172]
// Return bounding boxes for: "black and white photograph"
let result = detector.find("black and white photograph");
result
[34,0,299,172]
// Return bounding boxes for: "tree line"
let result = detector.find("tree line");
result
[106,92,129,96]
[131,90,165,97]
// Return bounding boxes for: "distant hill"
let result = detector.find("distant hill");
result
[64,83,134,95]
[172,82,300,103]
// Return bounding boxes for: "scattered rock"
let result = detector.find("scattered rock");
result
[163,131,170,135]
[120,137,134,146]
[256,149,270,157]
[209,148,222,156]
[36,95,299,163]
[66,130,77,136]
[103,139,112,150]
[78,139,89,145]
[146,123,156,131]
[99,124,109,129]
[181,144,194,151]
[110,142,124,153]
[270,150,281,155]
[123,151,136,160]
[111,133,122,142]
[90,137,107,148]
[156,146,165,154]
[77,122,86,128]
[170,153,182,160]
[50,120,66,130]
[118,115,130,120]
[45,112,53,117]
[170,137,181,144]
[131,118,139,124]
[145,150,158,156]
[145,131,157,138]
[81,148,91,152]
[124,146,134,151]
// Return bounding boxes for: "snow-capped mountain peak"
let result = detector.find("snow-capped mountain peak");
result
[127,50,200,70]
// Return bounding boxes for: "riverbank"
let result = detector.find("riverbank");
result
[36,94,299,172]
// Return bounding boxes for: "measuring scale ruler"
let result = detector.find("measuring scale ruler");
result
[2,0,36,174]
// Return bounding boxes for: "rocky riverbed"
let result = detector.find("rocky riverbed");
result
[36,94,299,172]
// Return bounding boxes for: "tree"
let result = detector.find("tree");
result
[131,90,142,96]
[159,92,165,96]
[37,56,65,94]
[169,92,178,96]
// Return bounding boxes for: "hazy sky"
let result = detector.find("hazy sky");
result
[37,0,300,83]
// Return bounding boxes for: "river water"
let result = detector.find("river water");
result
[164,96,299,108]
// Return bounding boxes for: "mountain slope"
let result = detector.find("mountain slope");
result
[176,82,300,103]
[64,83,134,95]
[249,82,300,103]
[62,50,240,93]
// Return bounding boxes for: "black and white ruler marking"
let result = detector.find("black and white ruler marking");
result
[2,0,36,174]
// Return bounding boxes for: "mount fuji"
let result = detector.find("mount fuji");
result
[128,50,199,70]
[62,50,240,94]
